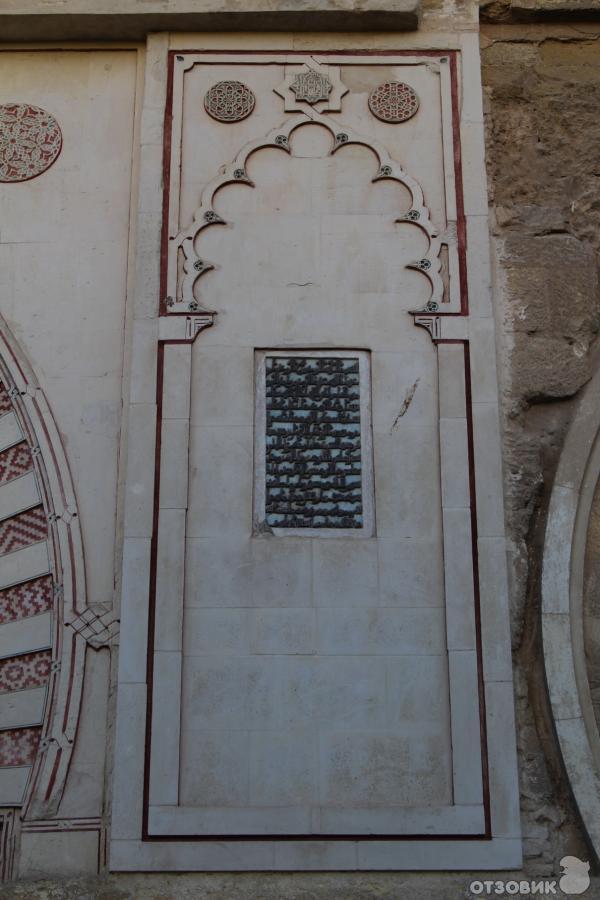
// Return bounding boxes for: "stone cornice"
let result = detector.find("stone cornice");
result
[0,0,420,42]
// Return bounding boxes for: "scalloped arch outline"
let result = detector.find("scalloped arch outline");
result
[0,316,87,820]
[166,111,444,314]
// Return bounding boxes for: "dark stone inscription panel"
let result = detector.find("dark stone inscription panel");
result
[265,356,363,529]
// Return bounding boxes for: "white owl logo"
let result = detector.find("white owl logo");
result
[559,856,590,895]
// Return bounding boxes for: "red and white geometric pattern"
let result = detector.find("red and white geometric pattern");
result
[0,103,62,183]
[0,576,53,626]
[0,382,12,416]
[0,727,41,767]
[0,442,33,486]
[0,506,47,556]
[0,651,52,694]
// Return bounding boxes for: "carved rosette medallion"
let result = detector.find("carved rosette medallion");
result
[290,70,333,105]
[0,103,62,183]
[204,81,256,123]
[368,82,420,124]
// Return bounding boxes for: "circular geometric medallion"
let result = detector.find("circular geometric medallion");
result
[368,82,419,124]
[204,81,256,123]
[0,103,63,183]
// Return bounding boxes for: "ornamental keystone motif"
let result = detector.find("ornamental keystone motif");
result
[290,69,333,105]
[274,61,348,113]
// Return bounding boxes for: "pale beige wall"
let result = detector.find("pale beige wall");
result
[0,49,138,609]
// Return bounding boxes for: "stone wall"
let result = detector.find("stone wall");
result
[482,22,600,872]
[3,9,600,896]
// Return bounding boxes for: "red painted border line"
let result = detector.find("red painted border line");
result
[143,48,489,844]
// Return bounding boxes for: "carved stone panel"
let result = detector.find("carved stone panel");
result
[368,81,420,123]
[203,81,255,122]
[255,351,374,536]
[0,103,62,183]
[112,43,520,873]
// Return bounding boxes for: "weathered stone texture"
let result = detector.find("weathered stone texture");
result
[3,872,600,898]
[0,0,420,41]
[482,27,600,873]
[482,0,600,23]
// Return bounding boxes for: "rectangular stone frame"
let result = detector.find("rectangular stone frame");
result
[111,32,522,871]
[253,349,376,539]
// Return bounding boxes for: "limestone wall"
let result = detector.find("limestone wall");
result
[482,23,600,873]
[2,6,600,896]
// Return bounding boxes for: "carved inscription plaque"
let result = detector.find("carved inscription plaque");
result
[265,356,363,529]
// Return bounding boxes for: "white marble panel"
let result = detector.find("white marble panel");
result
[190,345,254,428]
[486,680,521,839]
[460,123,489,217]
[273,841,358,870]
[123,403,157,539]
[185,537,313,609]
[149,651,182,806]
[0,766,31,806]
[154,509,186,651]
[318,728,452,806]
[163,345,192,421]
[320,804,485,835]
[316,607,446,655]
[312,540,378,607]
[0,685,47,730]
[478,537,513,683]
[130,318,159,405]
[158,419,190,509]
[180,729,250,806]
[113,46,517,865]
[182,656,389,733]
[111,682,147,840]
[0,472,40,522]
[249,608,316,655]
[371,350,437,434]
[377,539,444,607]
[118,538,151,684]
[469,318,500,403]
[184,608,250,656]
[115,834,521,871]
[442,508,476,650]
[249,728,318,806]
[472,402,506,538]
[186,426,253,538]
[448,650,483,805]
[0,611,52,659]
[440,418,470,510]
[0,541,50,590]
[438,344,467,419]
[373,427,441,540]
[465,215,494,319]
[0,412,23,453]
[111,837,276,870]
[149,804,311,836]
[357,837,522,870]
[385,655,450,727]
[18,830,99,879]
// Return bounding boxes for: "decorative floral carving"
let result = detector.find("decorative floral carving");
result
[290,70,333,105]
[204,81,255,123]
[0,103,62,183]
[368,82,420,124]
